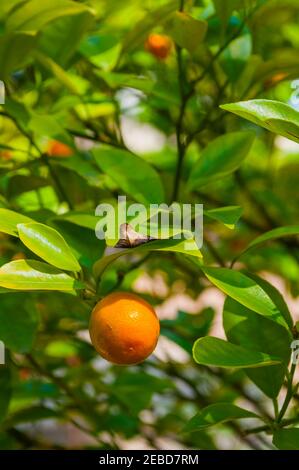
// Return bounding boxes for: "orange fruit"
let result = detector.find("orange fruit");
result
[264,72,288,89]
[0,150,11,160]
[145,33,172,60]
[89,292,160,365]
[19,368,31,381]
[47,140,74,158]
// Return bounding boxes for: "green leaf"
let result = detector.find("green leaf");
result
[221,99,299,144]
[96,71,154,94]
[221,34,252,83]
[213,0,243,27]
[0,32,37,80]
[38,9,94,66]
[6,0,94,33]
[187,131,255,190]
[183,403,258,432]
[92,145,165,205]
[235,225,299,260]
[0,260,83,291]
[17,222,81,272]
[34,51,80,94]
[0,369,11,424]
[0,293,39,353]
[223,297,291,397]
[161,308,214,354]
[193,337,281,369]
[246,272,293,329]
[168,12,207,53]
[3,406,58,429]
[0,209,34,237]
[52,154,101,188]
[120,1,178,55]
[205,206,243,229]
[52,220,105,270]
[202,267,290,330]
[273,429,299,450]
[51,212,99,231]
[93,238,202,279]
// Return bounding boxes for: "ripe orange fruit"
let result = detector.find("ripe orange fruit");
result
[89,292,160,365]
[145,33,172,59]
[47,140,74,158]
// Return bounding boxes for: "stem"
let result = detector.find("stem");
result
[277,363,296,423]
[172,46,187,202]
[273,398,279,421]
[41,154,74,210]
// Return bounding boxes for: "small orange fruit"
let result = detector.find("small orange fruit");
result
[19,368,31,381]
[89,292,160,365]
[145,33,172,60]
[264,72,288,90]
[47,140,74,158]
[0,150,12,160]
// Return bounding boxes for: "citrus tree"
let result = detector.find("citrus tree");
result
[0,0,299,450]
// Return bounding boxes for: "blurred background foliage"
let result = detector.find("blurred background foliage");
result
[0,0,299,450]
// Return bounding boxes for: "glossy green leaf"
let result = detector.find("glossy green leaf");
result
[52,220,105,270]
[205,206,243,229]
[247,272,293,329]
[273,429,299,450]
[93,238,202,279]
[93,145,165,205]
[188,131,255,190]
[223,297,291,397]
[235,225,299,261]
[221,99,299,143]
[202,267,290,329]
[183,403,258,432]
[18,221,75,264]
[0,209,34,237]
[0,293,39,353]
[6,0,94,33]
[193,337,281,369]
[17,222,81,272]
[0,260,83,291]
[168,12,207,53]
[0,369,11,424]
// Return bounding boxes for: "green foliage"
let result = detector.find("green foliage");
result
[183,403,258,432]
[273,429,299,450]
[187,131,255,190]
[193,336,281,369]
[0,0,298,451]
[222,100,299,143]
